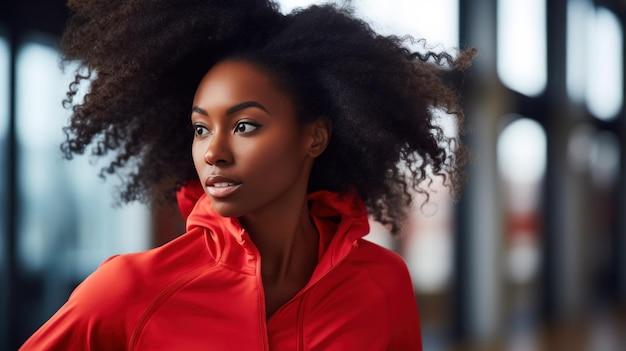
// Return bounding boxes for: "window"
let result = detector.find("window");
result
[0,35,8,247]
[586,7,623,120]
[566,0,592,103]
[279,0,459,49]
[15,38,151,320]
[278,0,328,13]
[0,35,8,138]
[497,0,547,96]
[0,33,9,345]
[357,0,459,48]
[497,116,547,350]
[497,117,546,284]
[567,2,623,120]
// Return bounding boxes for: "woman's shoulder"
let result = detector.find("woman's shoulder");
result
[68,254,144,314]
[352,238,408,267]
[349,239,421,339]
[70,228,212,315]
[19,229,217,350]
[347,238,414,289]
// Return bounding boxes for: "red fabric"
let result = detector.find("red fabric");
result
[175,180,205,220]
[20,183,422,350]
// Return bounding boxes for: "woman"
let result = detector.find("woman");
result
[21,0,474,349]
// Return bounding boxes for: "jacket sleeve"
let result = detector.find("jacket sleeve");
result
[19,255,131,351]
[387,256,423,351]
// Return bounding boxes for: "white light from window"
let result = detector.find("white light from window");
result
[278,0,334,14]
[0,35,7,276]
[566,0,592,103]
[357,0,459,49]
[16,43,67,147]
[497,117,547,184]
[279,0,460,49]
[497,0,547,96]
[16,41,150,274]
[586,7,623,120]
[0,37,8,138]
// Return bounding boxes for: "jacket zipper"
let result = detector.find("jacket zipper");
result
[296,290,309,351]
[266,230,360,326]
[246,234,270,351]
[256,264,270,351]
[268,243,359,349]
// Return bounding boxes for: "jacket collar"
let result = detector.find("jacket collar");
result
[176,181,370,278]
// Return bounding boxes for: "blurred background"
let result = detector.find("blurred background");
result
[1,0,625,350]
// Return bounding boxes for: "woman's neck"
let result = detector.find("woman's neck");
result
[239,189,319,318]
[239,195,319,284]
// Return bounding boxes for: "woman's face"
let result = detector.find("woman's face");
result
[191,60,315,218]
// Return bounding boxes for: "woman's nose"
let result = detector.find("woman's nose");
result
[203,132,233,166]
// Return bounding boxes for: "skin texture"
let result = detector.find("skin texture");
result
[191,61,330,317]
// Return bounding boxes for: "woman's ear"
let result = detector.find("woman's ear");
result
[306,116,332,158]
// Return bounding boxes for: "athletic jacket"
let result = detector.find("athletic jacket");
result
[20,182,422,350]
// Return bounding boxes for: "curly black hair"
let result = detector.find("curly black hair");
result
[60,0,475,235]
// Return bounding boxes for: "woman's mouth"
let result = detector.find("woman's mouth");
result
[205,176,242,198]
[206,183,241,198]
[212,182,237,187]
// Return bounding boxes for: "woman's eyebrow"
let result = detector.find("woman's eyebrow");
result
[192,101,269,117]
[226,101,268,115]
[192,106,208,115]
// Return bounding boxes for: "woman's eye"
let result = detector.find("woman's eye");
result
[194,125,210,137]
[235,122,260,134]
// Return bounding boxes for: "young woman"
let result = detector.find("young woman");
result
[21,0,474,349]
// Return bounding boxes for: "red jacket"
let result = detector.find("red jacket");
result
[20,184,422,350]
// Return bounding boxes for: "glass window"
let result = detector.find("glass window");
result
[497,116,546,350]
[278,0,330,13]
[566,0,592,103]
[278,0,459,48]
[357,0,459,48]
[497,117,546,285]
[498,117,547,186]
[15,38,151,320]
[0,32,9,347]
[497,0,547,96]
[586,7,623,120]
[0,35,8,244]
[0,35,8,139]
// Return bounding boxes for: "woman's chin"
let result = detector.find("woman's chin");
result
[209,201,246,219]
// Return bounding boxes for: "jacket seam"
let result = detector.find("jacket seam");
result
[296,290,310,351]
[128,263,218,350]
[362,259,392,347]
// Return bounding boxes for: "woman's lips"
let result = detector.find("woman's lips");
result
[206,182,241,198]
[205,175,241,198]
